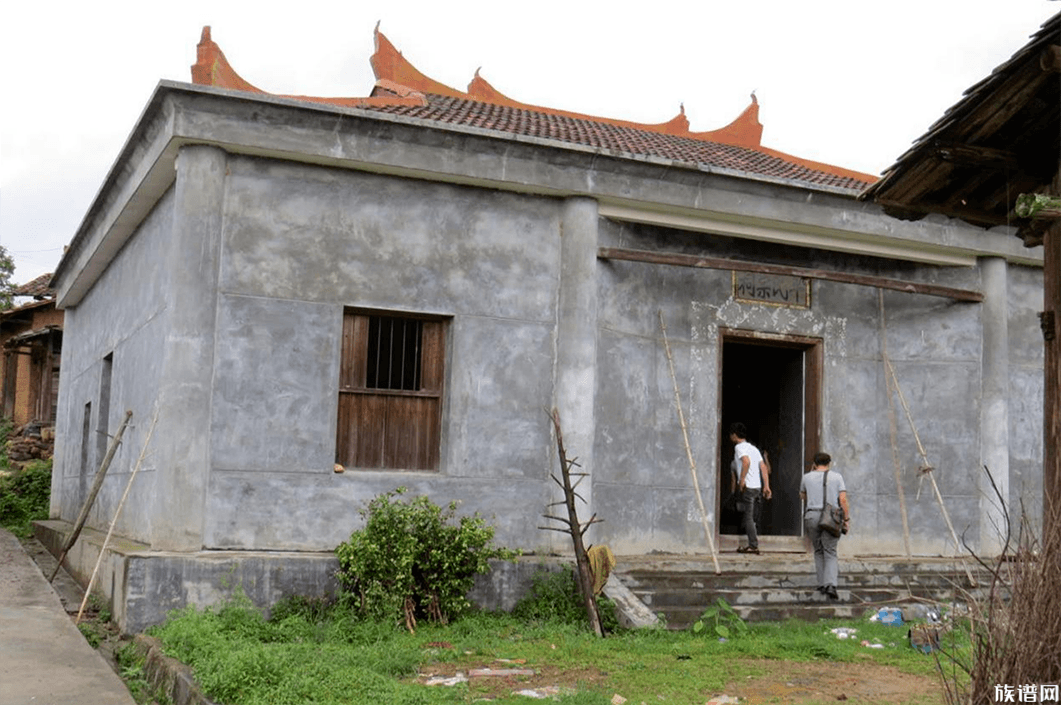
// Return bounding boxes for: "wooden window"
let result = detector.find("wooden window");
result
[336,310,445,470]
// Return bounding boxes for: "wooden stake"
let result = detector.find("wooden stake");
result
[879,293,913,557]
[659,311,721,574]
[76,408,158,625]
[49,410,133,582]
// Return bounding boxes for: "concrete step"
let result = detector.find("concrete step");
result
[612,552,991,628]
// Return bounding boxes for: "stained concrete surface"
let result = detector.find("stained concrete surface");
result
[0,528,135,705]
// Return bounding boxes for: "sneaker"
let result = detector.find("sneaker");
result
[824,585,839,600]
[736,546,760,554]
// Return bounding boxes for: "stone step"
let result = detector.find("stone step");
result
[611,553,991,627]
[620,571,984,591]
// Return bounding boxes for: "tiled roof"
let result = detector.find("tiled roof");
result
[365,93,872,191]
[12,273,54,299]
[190,26,877,194]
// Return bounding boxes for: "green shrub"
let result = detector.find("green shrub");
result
[512,565,621,633]
[692,597,748,639]
[334,487,517,630]
[0,459,52,536]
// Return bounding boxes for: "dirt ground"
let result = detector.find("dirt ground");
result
[717,659,944,704]
[419,657,945,704]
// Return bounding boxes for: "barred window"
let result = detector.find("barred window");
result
[336,310,445,470]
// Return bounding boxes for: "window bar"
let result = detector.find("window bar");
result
[398,318,408,390]
[369,317,380,388]
[413,321,422,390]
[387,318,396,388]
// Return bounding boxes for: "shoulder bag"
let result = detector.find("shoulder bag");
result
[817,469,845,537]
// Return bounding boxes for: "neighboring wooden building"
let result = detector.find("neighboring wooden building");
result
[0,273,62,427]
[863,10,1061,527]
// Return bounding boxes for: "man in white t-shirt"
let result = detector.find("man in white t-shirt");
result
[729,422,772,554]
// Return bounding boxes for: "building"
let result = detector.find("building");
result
[1,273,62,428]
[39,26,1043,633]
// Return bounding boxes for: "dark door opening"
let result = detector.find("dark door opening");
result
[720,335,821,538]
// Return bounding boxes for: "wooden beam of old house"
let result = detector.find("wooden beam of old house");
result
[875,197,1006,229]
[933,141,1021,171]
[598,247,984,302]
[1041,45,1061,73]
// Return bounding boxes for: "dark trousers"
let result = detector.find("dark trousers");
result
[741,488,761,549]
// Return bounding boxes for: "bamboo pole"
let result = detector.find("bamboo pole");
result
[659,311,721,574]
[76,408,158,625]
[880,354,978,587]
[879,293,913,557]
[49,410,133,582]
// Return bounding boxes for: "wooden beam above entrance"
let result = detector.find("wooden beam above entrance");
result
[598,247,985,303]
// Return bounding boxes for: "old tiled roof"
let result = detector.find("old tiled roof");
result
[12,273,54,300]
[368,94,871,190]
[191,26,878,193]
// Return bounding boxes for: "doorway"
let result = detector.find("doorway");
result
[719,332,821,540]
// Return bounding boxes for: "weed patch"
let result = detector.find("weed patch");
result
[0,459,52,537]
[148,593,952,705]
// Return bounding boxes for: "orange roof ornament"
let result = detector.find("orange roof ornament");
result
[189,26,877,186]
[191,26,427,109]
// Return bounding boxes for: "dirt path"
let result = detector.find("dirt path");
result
[419,656,946,704]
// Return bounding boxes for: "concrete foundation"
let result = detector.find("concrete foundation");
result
[34,519,569,634]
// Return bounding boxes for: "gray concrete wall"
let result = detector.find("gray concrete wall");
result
[1007,263,1045,529]
[203,156,564,551]
[51,188,174,545]
[591,218,1038,556]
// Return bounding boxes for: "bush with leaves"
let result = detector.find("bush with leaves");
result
[335,487,517,631]
[0,459,52,536]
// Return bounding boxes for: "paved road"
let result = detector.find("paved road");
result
[0,528,135,705]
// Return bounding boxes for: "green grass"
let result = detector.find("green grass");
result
[147,592,960,705]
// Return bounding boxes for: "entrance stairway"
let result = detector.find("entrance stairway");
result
[613,551,994,629]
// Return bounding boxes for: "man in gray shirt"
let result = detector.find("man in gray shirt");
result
[799,452,850,599]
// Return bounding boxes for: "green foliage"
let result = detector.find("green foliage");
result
[78,621,103,649]
[269,594,334,624]
[692,597,749,639]
[0,246,14,312]
[1015,192,1061,219]
[334,487,517,629]
[0,417,14,448]
[511,565,621,633]
[0,459,52,536]
[114,642,167,705]
[152,595,439,705]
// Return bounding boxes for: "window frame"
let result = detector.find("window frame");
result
[336,308,446,471]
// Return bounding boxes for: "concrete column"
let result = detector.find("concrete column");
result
[980,256,1010,555]
[150,145,227,551]
[554,197,599,545]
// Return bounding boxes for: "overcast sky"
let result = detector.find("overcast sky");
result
[1,0,1057,285]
